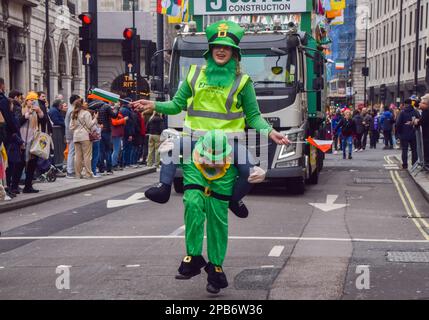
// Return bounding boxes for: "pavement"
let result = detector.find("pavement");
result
[0,166,156,214]
[1,146,429,300]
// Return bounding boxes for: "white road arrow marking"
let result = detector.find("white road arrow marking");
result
[107,193,149,208]
[309,195,349,212]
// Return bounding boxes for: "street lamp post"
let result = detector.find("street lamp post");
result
[397,0,404,108]
[364,11,368,109]
[45,0,50,101]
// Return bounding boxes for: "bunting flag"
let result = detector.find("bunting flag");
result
[158,0,182,16]
[306,137,333,153]
[88,88,121,104]
[330,11,345,25]
[335,61,345,70]
[330,0,346,11]
[167,0,189,23]
[326,9,342,19]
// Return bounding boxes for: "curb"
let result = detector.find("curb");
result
[0,167,156,214]
[393,155,429,203]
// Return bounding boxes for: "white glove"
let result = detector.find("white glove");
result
[158,139,175,154]
[248,166,266,184]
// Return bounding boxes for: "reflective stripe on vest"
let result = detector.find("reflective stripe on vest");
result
[185,65,249,131]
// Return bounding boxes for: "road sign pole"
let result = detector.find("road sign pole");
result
[89,0,98,89]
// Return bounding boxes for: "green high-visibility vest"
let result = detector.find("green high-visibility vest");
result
[184,65,249,133]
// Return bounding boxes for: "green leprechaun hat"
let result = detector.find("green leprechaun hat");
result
[203,20,245,60]
[195,130,233,162]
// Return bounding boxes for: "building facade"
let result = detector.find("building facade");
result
[367,0,429,105]
[327,0,357,105]
[0,0,85,100]
[81,0,159,96]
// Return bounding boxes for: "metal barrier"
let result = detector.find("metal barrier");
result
[410,125,427,176]
[51,125,66,166]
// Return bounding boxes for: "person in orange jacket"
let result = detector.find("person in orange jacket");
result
[111,111,128,170]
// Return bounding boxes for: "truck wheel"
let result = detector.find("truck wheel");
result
[307,167,319,185]
[286,177,305,195]
[173,177,184,194]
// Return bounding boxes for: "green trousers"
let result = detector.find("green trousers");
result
[183,189,229,266]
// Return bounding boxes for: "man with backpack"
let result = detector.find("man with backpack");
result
[380,107,395,149]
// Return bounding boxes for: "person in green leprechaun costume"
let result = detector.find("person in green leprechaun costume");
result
[132,20,289,218]
[176,129,240,294]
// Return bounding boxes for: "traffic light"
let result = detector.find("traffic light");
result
[380,84,387,103]
[122,28,140,65]
[78,13,95,57]
[362,67,369,77]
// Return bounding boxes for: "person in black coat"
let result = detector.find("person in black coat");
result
[352,109,364,151]
[0,80,24,198]
[396,97,421,169]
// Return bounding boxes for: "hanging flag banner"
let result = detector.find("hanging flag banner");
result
[330,0,346,11]
[306,137,333,153]
[193,0,309,16]
[335,61,345,70]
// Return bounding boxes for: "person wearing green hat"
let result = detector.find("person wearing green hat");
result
[132,20,289,218]
[176,129,238,294]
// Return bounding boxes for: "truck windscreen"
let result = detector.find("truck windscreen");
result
[176,49,296,89]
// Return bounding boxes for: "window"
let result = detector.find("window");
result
[408,47,411,73]
[35,40,40,62]
[404,13,407,37]
[383,25,386,46]
[390,54,393,77]
[421,5,424,31]
[122,0,138,11]
[410,11,413,36]
[419,44,422,70]
[391,21,394,44]
[426,3,429,29]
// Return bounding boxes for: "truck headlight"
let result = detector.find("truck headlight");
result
[278,144,296,159]
[278,132,297,160]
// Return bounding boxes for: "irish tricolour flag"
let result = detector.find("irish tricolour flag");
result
[335,62,345,70]
[306,137,333,153]
[88,88,121,104]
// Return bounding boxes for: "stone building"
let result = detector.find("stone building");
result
[367,0,429,105]
[0,0,85,100]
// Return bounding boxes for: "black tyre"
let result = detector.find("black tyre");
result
[307,166,319,185]
[47,173,57,183]
[173,177,184,194]
[286,177,305,195]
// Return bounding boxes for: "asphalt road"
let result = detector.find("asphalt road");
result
[1,148,429,300]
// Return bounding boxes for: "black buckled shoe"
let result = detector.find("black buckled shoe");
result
[175,255,207,280]
[229,200,249,218]
[144,183,172,204]
[204,262,228,294]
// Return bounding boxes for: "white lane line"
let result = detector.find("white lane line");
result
[261,265,275,268]
[125,264,140,268]
[170,225,185,236]
[1,235,428,243]
[0,266,4,269]
[268,245,285,257]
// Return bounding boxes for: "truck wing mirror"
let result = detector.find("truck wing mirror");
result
[312,77,324,91]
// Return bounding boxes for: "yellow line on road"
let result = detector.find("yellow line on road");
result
[386,155,429,229]
[390,171,429,240]
[394,171,429,229]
